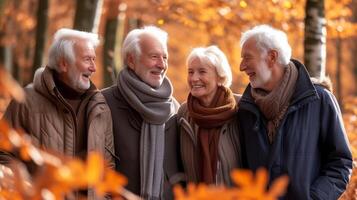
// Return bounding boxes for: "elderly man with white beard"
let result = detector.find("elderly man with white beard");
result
[1,28,115,200]
[102,26,183,200]
[237,25,352,200]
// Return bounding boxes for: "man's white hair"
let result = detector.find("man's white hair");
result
[187,45,233,87]
[48,28,99,72]
[240,25,292,65]
[122,26,168,66]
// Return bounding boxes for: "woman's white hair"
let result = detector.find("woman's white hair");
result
[48,28,99,72]
[240,25,292,65]
[122,26,168,66]
[186,45,233,87]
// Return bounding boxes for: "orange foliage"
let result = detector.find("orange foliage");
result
[339,96,357,200]
[121,0,357,102]
[174,168,289,200]
[0,68,25,103]
[0,68,132,199]
[1,0,356,102]
[0,118,130,199]
[0,1,357,199]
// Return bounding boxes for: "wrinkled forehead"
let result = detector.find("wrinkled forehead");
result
[139,34,167,53]
[241,38,263,55]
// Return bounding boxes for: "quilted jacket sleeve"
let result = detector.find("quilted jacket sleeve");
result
[0,99,28,165]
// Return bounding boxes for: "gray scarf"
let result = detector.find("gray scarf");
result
[118,68,176,199]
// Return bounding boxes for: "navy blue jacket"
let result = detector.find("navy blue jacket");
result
[237,59,352,200]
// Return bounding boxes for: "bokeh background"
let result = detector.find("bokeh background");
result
[0,0,356,199]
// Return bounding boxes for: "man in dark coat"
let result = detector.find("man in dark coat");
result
[102,26,183,200]
[237,25,352,200]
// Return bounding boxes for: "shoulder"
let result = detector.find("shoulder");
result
[166,114,178,129]
[233,93,242,103]
[171,96,180,113]
[100,85,128,108]
[177,102,188,119]
[313,83,336,103]
[20,85,50,109]
[314,84,341,112]
[101,85,117,100]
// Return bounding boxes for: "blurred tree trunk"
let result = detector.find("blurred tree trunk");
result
[128,18,142,31]
[335,33,342,105]
[352,0,357,95]
[304,0,326,78]
[102,0,121,87]
[0,46,12,72]
[32,0,48,76]
[103,18,117,87]
[0,46,4,69]
[73,0,103,33]
[0,0,7,18]
[0,0,8,70]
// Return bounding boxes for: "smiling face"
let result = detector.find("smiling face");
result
[127,35,168,88]
[187,57,221,106]
[59,39,96,92]
[240,38,272,90]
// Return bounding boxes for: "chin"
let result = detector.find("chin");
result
[149,80,163,88]
[190,92,202,98]
[78,82,90,91]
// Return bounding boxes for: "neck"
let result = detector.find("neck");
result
[53,73,84,99]
[199,97,212,107]
[263,64,286,92]
[197,89,218,107]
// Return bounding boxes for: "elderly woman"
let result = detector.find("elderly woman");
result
[177,45,242,186]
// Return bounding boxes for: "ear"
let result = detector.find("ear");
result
[217,76,225,87]
[58,57,69,72]
[126,53,136,70]
[267,50,278,67]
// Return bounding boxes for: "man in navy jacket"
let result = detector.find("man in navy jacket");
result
[237,24,352,200]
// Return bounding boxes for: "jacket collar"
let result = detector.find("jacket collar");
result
[33,66,56,98]
[289,59,319,106]
[33,66,98,98]
[33,67,105,114]
[239,59,319,111]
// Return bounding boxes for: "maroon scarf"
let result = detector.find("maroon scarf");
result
[187,86,237,184]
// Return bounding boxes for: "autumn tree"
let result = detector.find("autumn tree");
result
[102,0,120,87]
[32,0,48,77]
[304,0,326,78]
[0,0,8,70]
[73,0,103,33]
[352,0,357,95]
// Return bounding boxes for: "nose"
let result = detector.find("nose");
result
[240,61,246,72]
[189,72,199,82]
[89,59,96,73]
[156,56,166,70]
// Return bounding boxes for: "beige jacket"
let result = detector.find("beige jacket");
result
[1,67,115,199]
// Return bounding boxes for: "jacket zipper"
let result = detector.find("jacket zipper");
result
[54,89,77,157]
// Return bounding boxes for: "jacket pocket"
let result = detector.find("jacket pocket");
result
[105,146,120,162]
[310,177,335,200]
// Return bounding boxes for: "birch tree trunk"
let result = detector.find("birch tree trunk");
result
[304,0,326,78]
